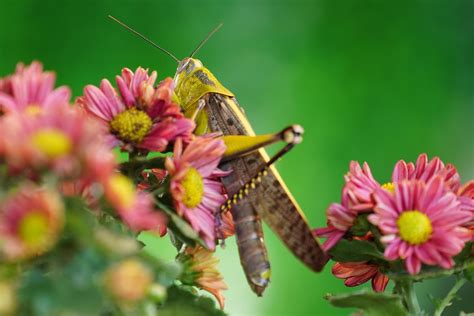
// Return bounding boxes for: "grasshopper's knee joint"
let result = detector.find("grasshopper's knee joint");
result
[282,125,304,144]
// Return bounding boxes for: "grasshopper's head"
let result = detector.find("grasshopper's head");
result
[173,57,233,114]
[173,57,203,88]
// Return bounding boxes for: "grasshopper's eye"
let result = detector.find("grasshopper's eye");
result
[178,59,195,74]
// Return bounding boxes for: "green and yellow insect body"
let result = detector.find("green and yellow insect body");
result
[174,57,328,296]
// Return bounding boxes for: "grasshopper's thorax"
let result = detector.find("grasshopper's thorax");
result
[173,58,234,112]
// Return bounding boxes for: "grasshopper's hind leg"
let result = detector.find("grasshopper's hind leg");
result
[221,124,303,162]
[219,125,304,213]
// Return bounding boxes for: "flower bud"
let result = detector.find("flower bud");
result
[104,259,153,304]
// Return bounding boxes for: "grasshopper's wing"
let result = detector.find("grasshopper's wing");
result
[205,93,328,272]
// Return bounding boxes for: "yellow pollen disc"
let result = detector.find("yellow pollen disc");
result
[110,108,152,144]
[382,182,395,193]
[31,129,72,158]
[181,167,204,208]
[19,211,49,249]
[25,104,42,116]
[396,210,433,245]
[108,174,136,209]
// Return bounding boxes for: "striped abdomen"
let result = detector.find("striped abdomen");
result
[230,198,270,296]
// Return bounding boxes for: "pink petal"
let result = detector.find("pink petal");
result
[116,76,135,107]
[83,85,115,121]
[405,254,421,275]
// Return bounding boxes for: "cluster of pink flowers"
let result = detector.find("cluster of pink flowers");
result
[315,154,473,291]
[0,61,232,309]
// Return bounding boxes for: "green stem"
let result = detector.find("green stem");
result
[433,277,467,316]
[399,280,421,315]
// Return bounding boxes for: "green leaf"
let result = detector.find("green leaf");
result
[325,290,407,316]
[157,285,226,316]
[329,239,386,263]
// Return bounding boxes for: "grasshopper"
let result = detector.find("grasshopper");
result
[109,16,328,295]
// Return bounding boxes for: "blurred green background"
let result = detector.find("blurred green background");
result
[1,0,473,315]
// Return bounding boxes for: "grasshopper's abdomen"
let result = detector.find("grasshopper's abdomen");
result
[231,199,270,296]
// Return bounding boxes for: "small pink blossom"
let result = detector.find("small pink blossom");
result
[0,61,71,114]
[314,187,358,251]
[344,161,381,211]
[104,174,167,234]
[369,177,471,275]
[332,261,389,292]
[77,67,194,153]
[0,184,65,261]
[0,107,115,182]
[165,137,229,249]
[392,153,460,191]
[181,246,228,309]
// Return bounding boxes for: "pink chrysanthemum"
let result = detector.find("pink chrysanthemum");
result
[315,161,386,251]
[344,161,382,211]
[0,61,71,114]
[314,187,358,251]
[369,177,471,274]
[392,153,461,191]
[77,67,194,152]
[332,261,389,292]
[104,173,167,234]
[165,137,229,249]
[0,184,64,261]
[0,107,115,182]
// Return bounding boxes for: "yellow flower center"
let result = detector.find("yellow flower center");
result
[24,104,42,116]
[382,182,395,193]
[396,210,433,245]
[108,174,136,209]
[31,129,72,158]
[110,108,152,143]
[181,167,204,208]
[19,211,49,249]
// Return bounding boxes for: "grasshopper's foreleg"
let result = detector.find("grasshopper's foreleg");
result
[189,98,207,122]
[219,125,303,213]
[220,125,304,162]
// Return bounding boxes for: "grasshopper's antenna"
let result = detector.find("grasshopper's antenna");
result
[108,15,180,63]
[189,23,223,58]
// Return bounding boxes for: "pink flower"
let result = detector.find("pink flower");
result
[165,137,229,249]
[0,107,115,182]
[0,184,65,261]
[314,187,358,251]
[0,61,70,114]
[77,67,194,152]
[393,153,472,232]
[344,161,382,211]
[104,174,167,234]
[332,261,389,292]
[392,153,461,192]
[369,177,471,274]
